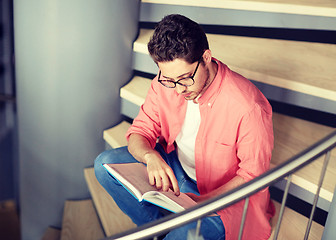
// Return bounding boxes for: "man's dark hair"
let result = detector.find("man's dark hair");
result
[148,14,209,64]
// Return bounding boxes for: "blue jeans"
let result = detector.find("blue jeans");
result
[94,144,225,240]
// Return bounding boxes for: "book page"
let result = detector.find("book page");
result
[144,190,197,213]
[104,163,157,198]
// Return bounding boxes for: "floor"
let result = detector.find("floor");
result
[0,200,20,240]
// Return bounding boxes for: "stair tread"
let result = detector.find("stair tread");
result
[269,201,324,240]
[41,227,61,240]
[142,0,336,17]
[134,29,336,101]
[103,121,131,148]
[118,76,336,201]
[60,199,104,240]
[0,200,20,240]
[84,168,136,237]
[120,76,151,106]
[272,114,336,201]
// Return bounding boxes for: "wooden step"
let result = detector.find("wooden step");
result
[103,121,131,149]
[41,227,61,240]
[118,76,336,202]
[269,201,324,240]
[134,29,336,102]
[0,200,20,240]
[142,0,336,17]
[272,113,336,202]
[84,168,136,237]
[60,199,104,240]
[120,76,151,106]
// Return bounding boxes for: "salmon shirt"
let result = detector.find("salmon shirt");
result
[126,59,275,240]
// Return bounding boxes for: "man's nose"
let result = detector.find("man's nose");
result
[175,84,187,94]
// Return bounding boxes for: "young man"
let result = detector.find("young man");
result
[94,14,274,240]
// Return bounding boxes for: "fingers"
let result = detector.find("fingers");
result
[166,168,180,196]
[147,165,180,195]
[148,169,163,189]
[148,169,171,191]
[148,171,156,186]
[155,171,163,189]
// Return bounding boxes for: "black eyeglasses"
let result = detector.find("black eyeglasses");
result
[158,60,201,88]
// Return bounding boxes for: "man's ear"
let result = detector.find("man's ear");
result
[202,49,212,65]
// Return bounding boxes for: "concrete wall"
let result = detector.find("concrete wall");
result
[0,0,16,202]
[14,1,139,239]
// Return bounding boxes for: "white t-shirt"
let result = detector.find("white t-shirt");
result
[175,100,201,181]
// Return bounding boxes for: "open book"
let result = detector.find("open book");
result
[102,162,197,213]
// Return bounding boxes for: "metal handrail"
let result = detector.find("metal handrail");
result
[106,130,336,240]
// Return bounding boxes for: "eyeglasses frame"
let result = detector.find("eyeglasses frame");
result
[158,60,201,88]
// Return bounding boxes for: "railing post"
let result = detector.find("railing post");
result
[238,197,249,240]
[304,151,331,240]
[273,174,292,240]
[187,219,204,240]
[322,186,336,240]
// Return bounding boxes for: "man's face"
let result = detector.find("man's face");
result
[157,58,210,101]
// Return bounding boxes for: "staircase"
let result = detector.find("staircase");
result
[43,1,336,239]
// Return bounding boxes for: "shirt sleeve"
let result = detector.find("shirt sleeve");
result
[236,103,274,181]
[125,79,162,149]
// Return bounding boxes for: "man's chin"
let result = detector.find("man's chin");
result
[182,91,201,101]
[184,95,199,102]
[184,95,195,101]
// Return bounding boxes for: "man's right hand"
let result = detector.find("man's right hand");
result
[128,133,180,196]
[144,152,180,196]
